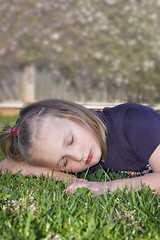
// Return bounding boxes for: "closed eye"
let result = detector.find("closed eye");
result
[61,157,68,168]
[68,134,74,146]
[70,135,74,145]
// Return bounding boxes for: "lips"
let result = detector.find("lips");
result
[86,150,92,164]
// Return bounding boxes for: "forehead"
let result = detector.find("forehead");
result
[35,115,86,136]
[39,116,69,135]
[30,116,74,166]
[33,116,71,147]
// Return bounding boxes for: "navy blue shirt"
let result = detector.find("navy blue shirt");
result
[90,103,160,174]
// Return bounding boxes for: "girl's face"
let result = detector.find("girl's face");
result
[32,116,102,172]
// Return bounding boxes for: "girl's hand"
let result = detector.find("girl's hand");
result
[52,171,87,184]
[65,181,108,196]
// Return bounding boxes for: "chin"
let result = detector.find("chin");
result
[93,157,101,166]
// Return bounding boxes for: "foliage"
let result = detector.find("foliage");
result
[0,0,160,102]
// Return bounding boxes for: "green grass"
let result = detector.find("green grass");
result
[0,116,160,240]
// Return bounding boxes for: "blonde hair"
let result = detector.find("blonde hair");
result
[0,99,107,165]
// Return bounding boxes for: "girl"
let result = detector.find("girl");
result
[0,99,160,195]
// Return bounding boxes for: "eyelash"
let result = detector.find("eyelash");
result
[61,134,74,168]
[68,135,74,145]
[70,135,74,145]
[62,157,68,167]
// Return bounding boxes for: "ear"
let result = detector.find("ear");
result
[149,144,160,172]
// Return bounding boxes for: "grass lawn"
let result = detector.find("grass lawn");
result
[0,116,160,240]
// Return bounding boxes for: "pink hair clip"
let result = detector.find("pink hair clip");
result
[11,127,21,136]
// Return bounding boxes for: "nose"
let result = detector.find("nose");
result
[66,147,82,162]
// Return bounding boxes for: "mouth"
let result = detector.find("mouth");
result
[86,150,92,164]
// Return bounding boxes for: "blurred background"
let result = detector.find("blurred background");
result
[0,0,160,111]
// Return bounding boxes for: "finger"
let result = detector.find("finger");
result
[64,188,76,194]
[65,182,90,193]
[78,178,88,182]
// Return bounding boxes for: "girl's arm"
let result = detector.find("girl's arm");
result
[66,145,160,195]
[106,171,160,193]
[0,158,77,183]
[65,171,160,195]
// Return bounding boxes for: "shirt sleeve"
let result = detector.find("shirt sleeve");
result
[123,104,160,162]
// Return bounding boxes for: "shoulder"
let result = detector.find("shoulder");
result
[100,103,159,125]
[112,103,160,137]
[121,103,160,130]
[103,102,158,115]
[104,103,160,124]
[95,103,160,132]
